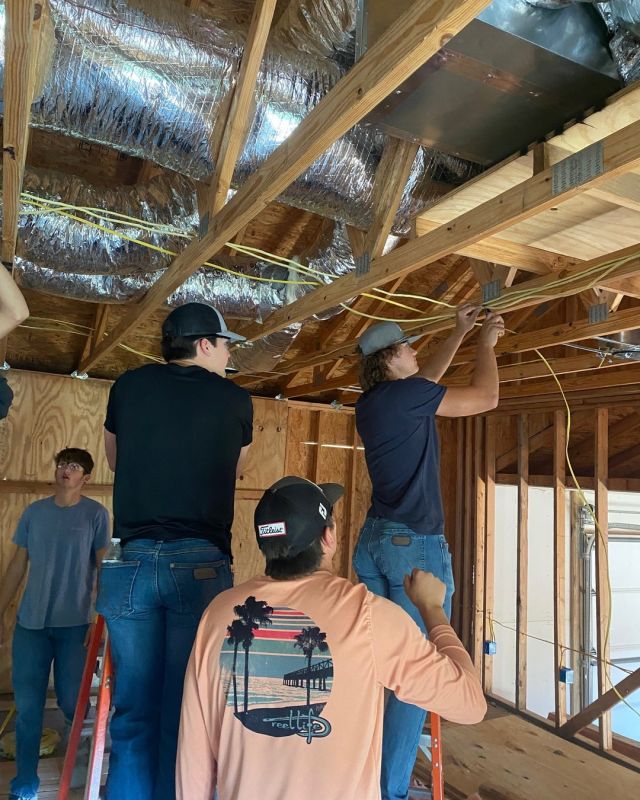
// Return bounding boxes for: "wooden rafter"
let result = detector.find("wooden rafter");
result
[238,119,640,344]
[559,668,640,739]
[78,0,493,374]
[2,0,49,264]
[207,0,277,217]
[414,217,579,274]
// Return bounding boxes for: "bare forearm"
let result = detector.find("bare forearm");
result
[470,341,499,404]
[0,266,29,339]
[419,329,465,383]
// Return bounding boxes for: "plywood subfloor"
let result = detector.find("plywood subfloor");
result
[416,705,639,800]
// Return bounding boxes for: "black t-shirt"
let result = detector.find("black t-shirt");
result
[105,363,253,554]
[0,374,13,419]
[355,377,446,535]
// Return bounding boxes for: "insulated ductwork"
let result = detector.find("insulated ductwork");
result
[15,167,199,276]
[0,0,475,235]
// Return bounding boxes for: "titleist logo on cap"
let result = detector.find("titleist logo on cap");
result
[257,521,287,538]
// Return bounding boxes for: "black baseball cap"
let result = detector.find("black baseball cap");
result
[254,476,344,557]
[162,303,246,343]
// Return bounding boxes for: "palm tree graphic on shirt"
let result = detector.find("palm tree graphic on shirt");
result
[293,626,329,708]
[232,596,274,713]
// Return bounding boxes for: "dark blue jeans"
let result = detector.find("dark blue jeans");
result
[10,623,89,800]
[96,539,232,800]
[353,518,455,800]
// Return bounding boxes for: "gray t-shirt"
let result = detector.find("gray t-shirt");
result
[13,496,111,629]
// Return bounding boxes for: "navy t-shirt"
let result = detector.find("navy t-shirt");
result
[355,377,447,535]
[105,363,253,554]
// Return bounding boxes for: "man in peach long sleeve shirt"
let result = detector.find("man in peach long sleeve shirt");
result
[177,477,486,800]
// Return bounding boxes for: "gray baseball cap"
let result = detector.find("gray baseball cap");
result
[358,321,421,357]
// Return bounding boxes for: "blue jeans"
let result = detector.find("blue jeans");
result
[96,539,232,800]
[10,623,89,800]
[353,518,455,800]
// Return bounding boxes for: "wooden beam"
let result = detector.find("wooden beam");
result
[462,418,474,650]
[455,303,640,364]
[447,353,615,386]
[560,668,640,739]
[414,217,578,274]
[496,422,554,472]
[499,361,640,401]
[553,409,567,727]
[453,417,465,635]
[516,414,529,711]
[364,138,419,260]
[608,442,640,473]
[569,411,640,467]
[2,0,47,264]
[594,408,612,751]
[497,473,640,493]
[78,304,109,369]
[346,417,359,583]
[267,244,640,385]
[207,0,277,216]
[239,119,640,343]
[79,0,493,373]
[473,417,486,678]
[483,416,496,694]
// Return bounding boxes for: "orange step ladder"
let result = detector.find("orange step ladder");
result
[57,616,113,800]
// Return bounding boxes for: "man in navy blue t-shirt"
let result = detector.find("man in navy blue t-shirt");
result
[353,305,504,800]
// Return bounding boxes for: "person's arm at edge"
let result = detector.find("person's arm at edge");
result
[0,266,29,340]
[0,546,28,644]
[418,305,479,383]
[104,429,116,472]
[176,644,217,800]
[436,312,503,418]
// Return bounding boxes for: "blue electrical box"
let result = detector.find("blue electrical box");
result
[559,667,574,684]
[484,640,497,655]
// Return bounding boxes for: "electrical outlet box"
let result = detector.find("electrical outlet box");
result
[484,640,497,655]
[559,667,574,684]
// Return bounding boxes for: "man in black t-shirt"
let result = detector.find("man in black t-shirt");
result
[97,303,253,800]
[354,306,504,800]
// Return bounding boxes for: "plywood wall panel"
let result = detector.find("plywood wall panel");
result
[237,398,287,491]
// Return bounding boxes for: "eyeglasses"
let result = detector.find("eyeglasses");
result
[56,462,85,472]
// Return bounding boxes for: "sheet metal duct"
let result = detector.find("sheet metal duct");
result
[356,0,620,165]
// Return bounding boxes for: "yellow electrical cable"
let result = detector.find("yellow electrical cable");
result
[21,197,320,287]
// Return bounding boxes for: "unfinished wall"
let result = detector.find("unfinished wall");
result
[0,371,373,693]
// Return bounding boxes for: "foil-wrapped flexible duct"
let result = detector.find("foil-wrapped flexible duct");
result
[272,0,357,59]
[598,1,640,82]
[0,0,476,234]
[14,167,199,275]
[13,258,287,322]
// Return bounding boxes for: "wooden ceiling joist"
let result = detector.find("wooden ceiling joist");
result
[78,0,493,374]
[1,0,49,264]
[238,118,640,345]
[207,0,277,217]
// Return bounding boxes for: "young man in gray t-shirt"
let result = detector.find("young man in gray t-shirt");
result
[0,448,110,800]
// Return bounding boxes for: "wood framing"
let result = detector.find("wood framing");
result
[553,409,567,727]
[516,414,529,711]
[238,119,640,344]
[594,408,612,750]
[78,0,493,373]
[473,417,486,677]
[207,0,277,216]
[1,0,49,264]
[560,668,640,739]
[483,416,496,694]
